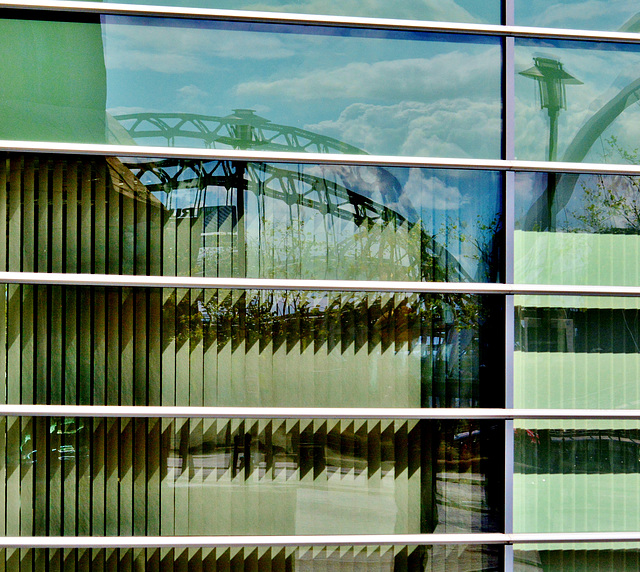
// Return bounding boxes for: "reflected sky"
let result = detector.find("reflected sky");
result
[516,0,640,32]
[516,39,640,163]
[108,0,500,24]
[0,16,503,158]
[103,18,502,158]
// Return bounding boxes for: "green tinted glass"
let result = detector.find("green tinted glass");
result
[0,285,503,408]
[515,545,640,572]
[515,172,640,285]
[3,417,504,535]
[515,419,640,533]
[0,17,502,158]
[515,295,640,409]
[0,545,502,571]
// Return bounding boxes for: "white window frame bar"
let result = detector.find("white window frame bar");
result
[2,271,640,297]
[3,532,640,548]
[4,142,640,176]
[1,405,640,419]
[2,0,640,44]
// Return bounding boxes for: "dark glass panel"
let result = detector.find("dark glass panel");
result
[0,17,502,158]
[3,417,504,534]
[514,420,640,532]
[0,285,503,408]
[515,40,640,164]
[0,154,503,282]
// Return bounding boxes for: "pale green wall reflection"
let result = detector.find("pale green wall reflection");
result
[514,295,640,410]
[0,16,502,158]
[107,0,500,24]
[515,40,640,164]
[514,419,640,533]
[0,18,107,143]
[516,0,640,33]
[514,545,640,572]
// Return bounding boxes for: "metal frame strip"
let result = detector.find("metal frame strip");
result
[1,405,640,419]
[2,271,640,296]
[2,532,640,548]
[2,0,640,43]
[3,141,640,175]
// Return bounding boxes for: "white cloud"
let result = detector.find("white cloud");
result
[527,0,640,29]
[241,0,485,22]
[402,170,468,211]
[235,48,500,102]
[177,84,210,113]
[309,99,500,157]
[103,24,295,72]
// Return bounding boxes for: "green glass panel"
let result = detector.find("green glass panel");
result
[0,17,106,144]
[0,16,502,158]
[0,545,502,571]
[515,172,640,285]
[514,295,640,409]
[514,420,640,533]
[515,40,640,163]
[0,154,503,282]
[0,285,503,408]
[3,417,503,535]
[515,545,640,572]
[515,0,640,33]
[106,0,501,24]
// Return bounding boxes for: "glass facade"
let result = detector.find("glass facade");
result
[0,1,638,571]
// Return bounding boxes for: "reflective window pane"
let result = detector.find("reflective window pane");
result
[515,40,640,163]
[0,154,504,282]
[515,296,640,409]
[515,420,640,533]
[0,16,502,158]
[108,0,501,24]
[515,0,640,33]
[515,545,640,572]
[3,417,504,535]
[516,172,640,285]
[0,545,502,571]
[0,285,503,408]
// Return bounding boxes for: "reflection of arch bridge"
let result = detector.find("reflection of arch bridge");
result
[115,109,365,154]
[114,110,476,282]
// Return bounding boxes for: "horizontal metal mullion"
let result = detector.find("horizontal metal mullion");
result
[4,533,640,548]
[4,271,640,297]
[0,141,508,168]
[1,405,640,419]
[3,141,640,176]
[2,0,640,44]
[0,535,509,548]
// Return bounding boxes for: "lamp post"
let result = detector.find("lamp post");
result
[521,57,582,230]
[520,56,582,162]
